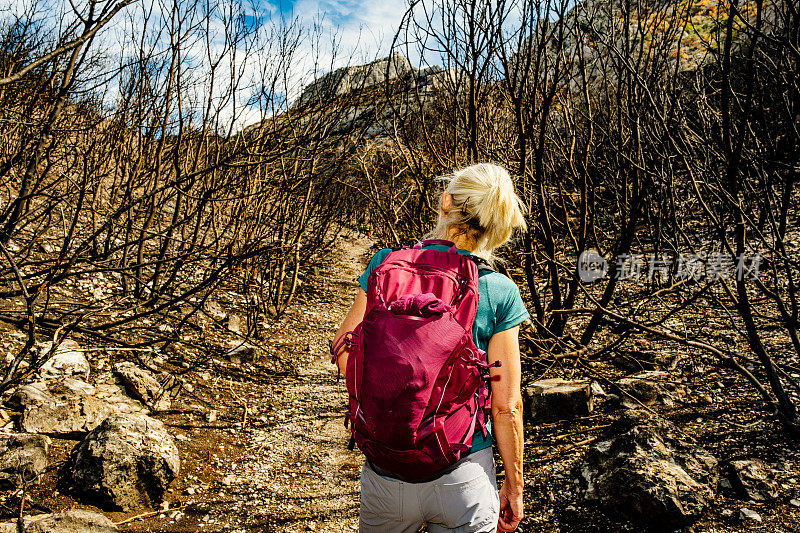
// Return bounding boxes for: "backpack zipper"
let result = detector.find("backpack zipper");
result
[377,264,471,304]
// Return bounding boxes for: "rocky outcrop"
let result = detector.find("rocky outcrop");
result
[298,54,414,106]
[288,54,459,141]
[523,378,593,422]
[580,412,718,529]
[8,381,114,437]
[69,413,179,511]
[0,433,50,488]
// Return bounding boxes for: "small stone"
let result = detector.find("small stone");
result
[174,434,188,441]
[739,508,761,522]
[205,410,217,423]
[720,478,732,489]
[789,499,800,507]
[24,509,118,532]
[38,340,90,378]
[523,378,592,422]
[184,487,196,495]
[227,315,247,335]
[0,433,50,489]
[726,459,778,501]
[590,382,606,396]
[114,362,171,411]
[614,370,683,408]
[226,342,256,364]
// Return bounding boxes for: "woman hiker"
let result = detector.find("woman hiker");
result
[332,163,527,532]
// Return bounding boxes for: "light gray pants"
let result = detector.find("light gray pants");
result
[359,448,500,533]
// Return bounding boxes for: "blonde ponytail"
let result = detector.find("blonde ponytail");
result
[431,163,527,261]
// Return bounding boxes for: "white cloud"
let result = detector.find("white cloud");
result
[0,0,410,131]
[287,0,408,71]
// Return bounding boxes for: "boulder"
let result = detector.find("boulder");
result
[25,510,118,533]
[38,340,89,379]
[0,433,50,488]
[8,382,114,438]
[614,370,685,408]
[69,413,179,511]
[725,459,778,501]
[113,362,171,411]
[523,378,593,422]
[580,412,718,529]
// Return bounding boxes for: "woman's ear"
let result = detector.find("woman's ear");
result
[441,192,453,213]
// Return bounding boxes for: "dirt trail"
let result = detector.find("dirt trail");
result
[201,233,372,532]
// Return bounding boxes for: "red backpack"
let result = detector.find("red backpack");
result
[333,239,498,481]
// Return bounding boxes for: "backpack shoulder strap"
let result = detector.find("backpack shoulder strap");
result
[470,255,495,274]
[389,241,415,252]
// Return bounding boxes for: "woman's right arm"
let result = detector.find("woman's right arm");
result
[487,325,525,533]
[332,289,367,375]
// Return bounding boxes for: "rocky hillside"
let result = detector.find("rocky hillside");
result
[296,54,455,108]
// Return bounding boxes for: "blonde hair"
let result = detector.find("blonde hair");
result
[430,163,527,261]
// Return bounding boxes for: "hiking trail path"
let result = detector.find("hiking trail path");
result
[199,233,372,532]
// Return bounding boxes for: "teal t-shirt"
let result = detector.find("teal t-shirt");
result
[357,244,530,454]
